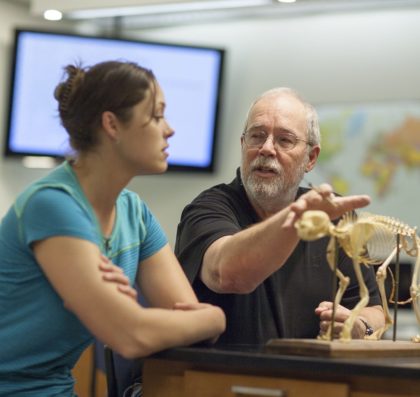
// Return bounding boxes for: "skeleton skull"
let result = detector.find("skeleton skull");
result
[295,210,331,241]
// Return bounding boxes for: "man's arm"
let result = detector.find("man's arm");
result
[201,184,370,294]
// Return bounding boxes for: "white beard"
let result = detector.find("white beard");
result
[241,156,307,213]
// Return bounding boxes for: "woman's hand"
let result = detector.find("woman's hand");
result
[174,301,226,344]
[99,255,138,301]
[64,254,137,311]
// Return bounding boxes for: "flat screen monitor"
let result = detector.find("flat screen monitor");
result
[4,29,224,172]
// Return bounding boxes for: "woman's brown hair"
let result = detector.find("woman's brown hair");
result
[54,61,156,152]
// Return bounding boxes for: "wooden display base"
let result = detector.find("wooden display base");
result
[265,338,420,358]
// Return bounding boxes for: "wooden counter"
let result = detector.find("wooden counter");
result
[142,344,420,397]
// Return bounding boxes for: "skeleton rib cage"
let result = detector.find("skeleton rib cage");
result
[337,212,418,263]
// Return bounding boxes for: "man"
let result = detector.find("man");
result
[175,87,384,346]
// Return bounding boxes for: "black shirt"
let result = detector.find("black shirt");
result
[175,169,381,346]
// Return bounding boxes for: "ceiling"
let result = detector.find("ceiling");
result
[5,0,420,30]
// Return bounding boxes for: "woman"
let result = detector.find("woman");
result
[0,61,225,396]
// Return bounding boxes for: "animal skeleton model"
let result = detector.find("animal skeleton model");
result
[295,210,420,342]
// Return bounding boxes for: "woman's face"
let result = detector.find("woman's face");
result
[117,83,174,175]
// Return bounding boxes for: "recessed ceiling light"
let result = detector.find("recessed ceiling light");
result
[277,0,296,3]
[43,9,63,21]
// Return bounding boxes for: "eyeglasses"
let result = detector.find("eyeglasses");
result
[242,129,310,151]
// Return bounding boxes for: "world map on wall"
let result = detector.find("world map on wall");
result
[309,101,420,230]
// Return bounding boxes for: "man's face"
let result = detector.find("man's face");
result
[240,93,319,206]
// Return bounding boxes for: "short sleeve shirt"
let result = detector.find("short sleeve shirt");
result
[175,169,381,346]
[0,161,167,396]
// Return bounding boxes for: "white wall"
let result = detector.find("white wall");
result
[0,1,73,227]
[127,7,420,245]
[1,3,420,246]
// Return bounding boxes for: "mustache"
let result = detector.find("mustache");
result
[250,157,281,174]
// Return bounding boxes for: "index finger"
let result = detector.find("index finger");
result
[329,195,371,219]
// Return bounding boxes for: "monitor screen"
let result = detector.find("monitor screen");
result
[4,29,224,172]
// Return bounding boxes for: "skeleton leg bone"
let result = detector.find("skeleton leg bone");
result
[370,247,398,340]
[340,253,370,341]
[318,236,350,341]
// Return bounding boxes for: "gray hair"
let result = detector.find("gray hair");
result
[243,87,321,148]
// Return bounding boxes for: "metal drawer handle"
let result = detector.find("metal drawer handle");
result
[231,385,286,396]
